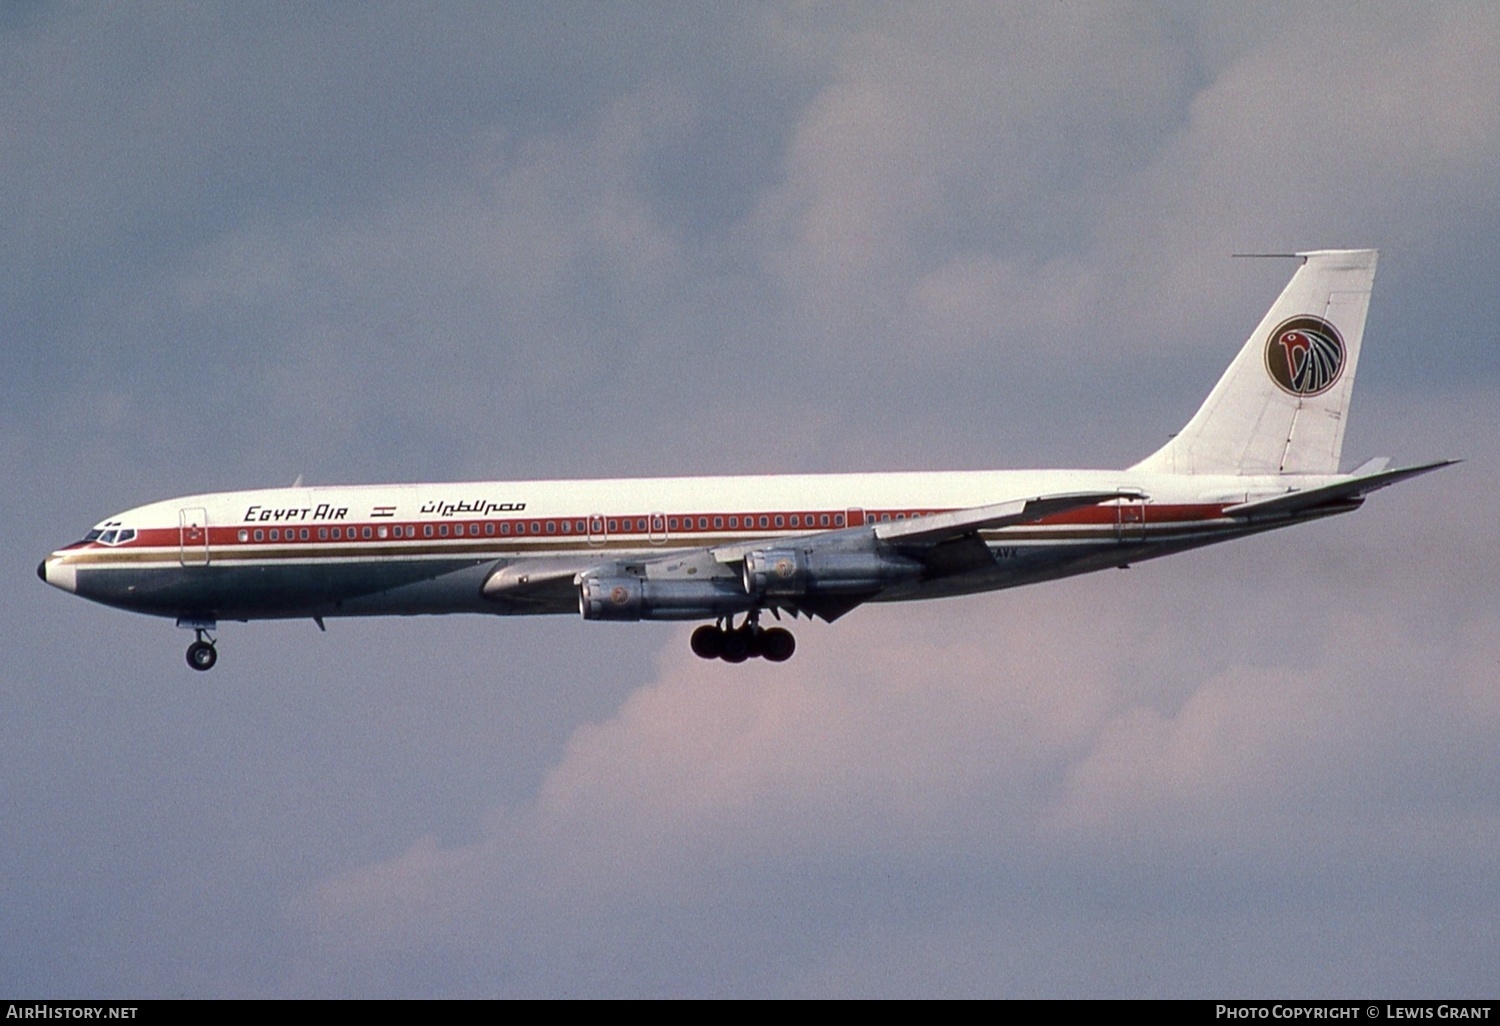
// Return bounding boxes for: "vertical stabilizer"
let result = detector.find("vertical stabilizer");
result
[1133,249,1377,476]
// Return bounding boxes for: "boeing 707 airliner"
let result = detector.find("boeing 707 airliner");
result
[39,249,1450,669]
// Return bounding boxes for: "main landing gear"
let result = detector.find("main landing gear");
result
[690,612,796,664]
[178,618,218,671]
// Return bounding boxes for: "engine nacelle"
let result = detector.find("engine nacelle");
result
[579,575,756,622]
[741,548,807,596]
[742,547,922,597]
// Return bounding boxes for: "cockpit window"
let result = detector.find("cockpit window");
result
[89,522,136,546]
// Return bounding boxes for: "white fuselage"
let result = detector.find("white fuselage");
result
[39,467,1342,624]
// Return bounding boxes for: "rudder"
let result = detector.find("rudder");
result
[1134,249,1378,476]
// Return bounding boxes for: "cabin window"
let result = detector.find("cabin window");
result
[239,530,249,542]
[728,516,738,528]
[500,522,511,535]
[485,522,495,536]
[546,521,556,534]
[696,517,707,530]
[361,526,371,539]
[255,529,264,541]
[774,515,784,528]
[713,516,723,529]
[759,515,769,528]
[789,515,799,527]
[377,526,388,539]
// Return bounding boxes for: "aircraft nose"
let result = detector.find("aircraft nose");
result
[38,554,77,593]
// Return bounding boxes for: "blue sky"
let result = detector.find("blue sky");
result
[3,2,1497,997]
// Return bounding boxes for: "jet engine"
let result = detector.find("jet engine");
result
[741,547,922,598]
[579,574,756,621]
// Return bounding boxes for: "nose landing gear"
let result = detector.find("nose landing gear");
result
[178,618,219,671]
[690,612,796,664]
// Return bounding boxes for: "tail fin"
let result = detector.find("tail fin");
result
[1133,249,1378,476]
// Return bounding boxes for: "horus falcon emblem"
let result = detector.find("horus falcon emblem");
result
[1265,316,1346,397]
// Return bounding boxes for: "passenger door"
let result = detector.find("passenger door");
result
[179,507,210,566]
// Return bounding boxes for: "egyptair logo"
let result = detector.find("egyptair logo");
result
[1265,316,1345,397]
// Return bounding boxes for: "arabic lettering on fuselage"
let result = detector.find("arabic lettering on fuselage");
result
[418,499,528,518]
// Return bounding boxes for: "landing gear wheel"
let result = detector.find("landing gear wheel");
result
[691,624,723,660]
[186,640,217,671]
[760,627,795,662]
[690,614,796,664]
[718,630,750,663]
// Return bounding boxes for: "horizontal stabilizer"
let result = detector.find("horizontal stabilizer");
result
[1224,460,1457,519]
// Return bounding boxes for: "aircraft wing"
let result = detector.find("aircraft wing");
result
[485,490,1144,620]
[1223,459,1457,520]
[872,490,1143,543]
[710,490,1139,564]
[699,488,1143,620]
